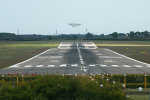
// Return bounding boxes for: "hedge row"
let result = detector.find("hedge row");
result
[0,75,127,100]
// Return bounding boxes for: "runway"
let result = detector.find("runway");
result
[1,42,150,75]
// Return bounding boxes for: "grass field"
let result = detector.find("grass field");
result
[0,41,60,69]
[94,41,150,46]
[126,88,150,100]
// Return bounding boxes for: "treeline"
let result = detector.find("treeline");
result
[0,30,150,41]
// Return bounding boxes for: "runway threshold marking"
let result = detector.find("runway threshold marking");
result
[89,65,95,66]
[134,65,143,67]
[24,65,32,67]
[60,64,67,67]
[100,65,107,67]
[71,64,78,66]
[123,65,131,67]
[48,65,55,67]
[36,65,43,67]
[111,65,119,67]
[10,65,20,68]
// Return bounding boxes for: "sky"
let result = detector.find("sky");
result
[0,0,150,35]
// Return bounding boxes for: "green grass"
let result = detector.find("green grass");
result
[94,40,150,46]
[102,46,150,64]
[130,95,149,100]
[0,41,60,69]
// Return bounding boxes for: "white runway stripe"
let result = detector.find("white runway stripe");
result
[71,64,78,66]
[51,60,59,62]
[112,65,119,67]
[123,65,131,67]
[96,54,102,55]
[89,65,95,66]
[60,51,66,52]
[10,65,20,68]
[99,56,122,58]
[147,65,150,67]
[48,65,55,67]
[60,64,67,67]
[105,60,113,62]
[36,65,43,67]
[134,65,143,67]
[24,65,32,67]
[49,56,62,58]
[100,65,107,67]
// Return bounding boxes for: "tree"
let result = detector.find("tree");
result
[73,35,77,40]
[142,31,149,38]
[85,33,93,39]
[129,31,135,38]
[112,32,118,38]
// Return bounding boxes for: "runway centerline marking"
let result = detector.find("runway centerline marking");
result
[77,43,84,65]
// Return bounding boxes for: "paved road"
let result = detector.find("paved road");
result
[1,42,150,75]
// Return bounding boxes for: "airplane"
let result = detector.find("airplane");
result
[68,23,81,27]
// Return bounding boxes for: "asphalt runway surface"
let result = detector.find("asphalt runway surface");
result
[1,42,150,75]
